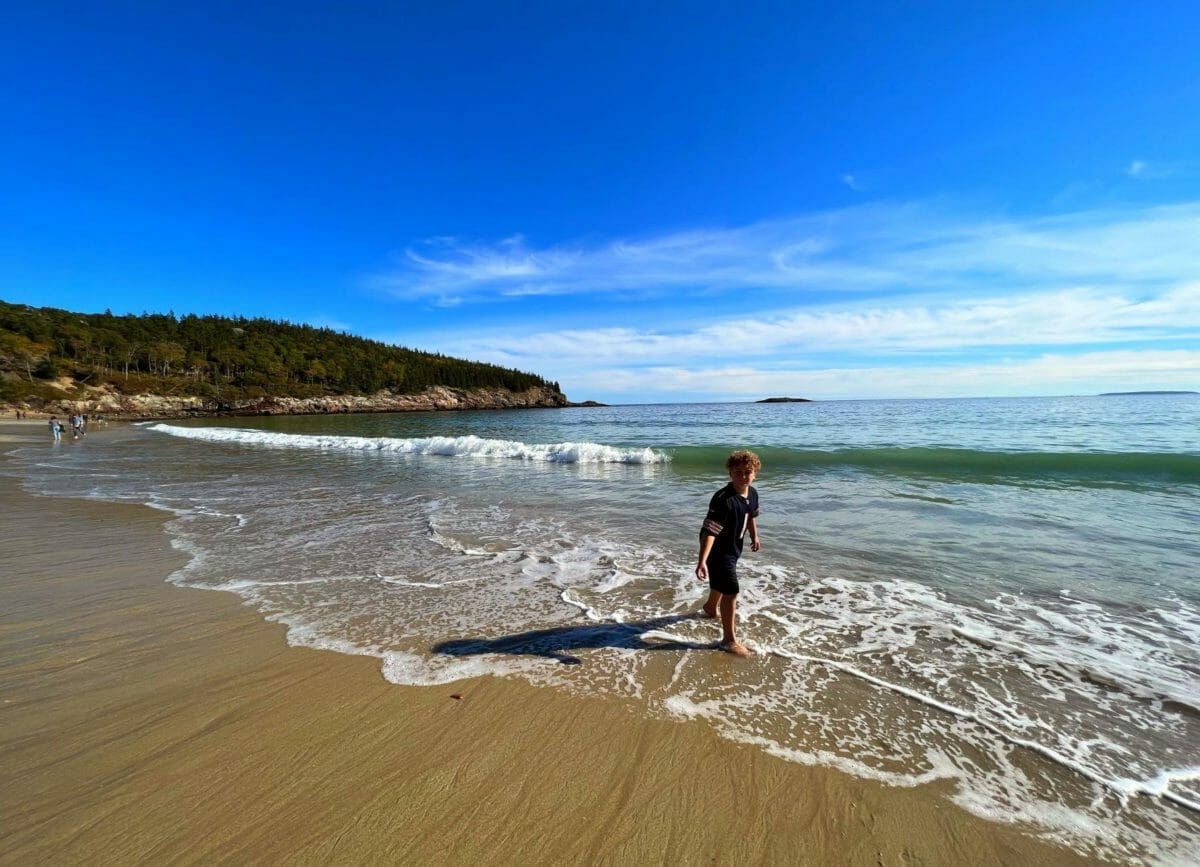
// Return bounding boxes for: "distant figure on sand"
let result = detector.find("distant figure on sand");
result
[696,450,762,656]
[49,416,62,441]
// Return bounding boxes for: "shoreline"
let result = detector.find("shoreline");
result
[1,402,598,422]
[0,383,579,422]
[0,421,1093,864]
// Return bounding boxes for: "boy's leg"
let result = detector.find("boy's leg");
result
[701,589,722,618]
[719,594,751,656]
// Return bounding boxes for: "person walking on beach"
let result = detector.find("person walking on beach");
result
[49,416,62,441]
[696,450,761,656]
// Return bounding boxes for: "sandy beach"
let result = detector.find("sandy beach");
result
[0,419,1094,865]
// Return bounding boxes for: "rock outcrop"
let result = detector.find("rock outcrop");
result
[18,384,571,419]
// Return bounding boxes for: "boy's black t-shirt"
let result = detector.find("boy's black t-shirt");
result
[700,483,760,565]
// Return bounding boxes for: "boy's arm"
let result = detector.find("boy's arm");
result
[697,494,728,580]
[696,533,715,580]
[748,516,761,552]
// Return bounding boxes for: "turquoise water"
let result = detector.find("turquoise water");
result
[8,393,1199,862]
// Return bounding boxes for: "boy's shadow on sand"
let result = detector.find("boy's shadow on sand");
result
[431,614,714,665]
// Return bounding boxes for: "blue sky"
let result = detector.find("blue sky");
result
[3,1,1198,403]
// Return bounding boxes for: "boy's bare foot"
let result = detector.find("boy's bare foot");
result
[700,604,717,619]
[719,640,753,657]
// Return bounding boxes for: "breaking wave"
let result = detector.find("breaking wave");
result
[148,424,669,465]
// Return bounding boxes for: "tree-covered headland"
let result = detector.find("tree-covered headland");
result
[0,300,560,409]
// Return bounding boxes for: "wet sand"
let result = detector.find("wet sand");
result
[0,421,1093,864]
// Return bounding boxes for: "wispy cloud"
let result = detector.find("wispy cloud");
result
[423,283,1200,364]
[1126,159,1200,180]
[1128,159,1173,179]
[369,202,1200,304]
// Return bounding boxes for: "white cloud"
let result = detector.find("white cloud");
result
[368,201,1200,303]
[424,283,1200,365]
[559,350,1200,401]
[368,199,1200,401]
[397,281,1200,402]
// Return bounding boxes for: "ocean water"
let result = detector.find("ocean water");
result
[7,394,1199,863]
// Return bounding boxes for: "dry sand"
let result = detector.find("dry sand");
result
[0,420,1094,865]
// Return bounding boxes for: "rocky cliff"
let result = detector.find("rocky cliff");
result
[16,383,571,419]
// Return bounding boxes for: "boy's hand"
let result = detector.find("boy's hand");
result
[751,538,761,552]
[695,562,708,581]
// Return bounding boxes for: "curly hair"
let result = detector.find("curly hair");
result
[725,449,762,474]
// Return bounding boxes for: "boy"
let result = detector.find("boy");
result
[695,450,761,656]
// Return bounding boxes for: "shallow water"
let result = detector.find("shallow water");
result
[8,394,1200,863]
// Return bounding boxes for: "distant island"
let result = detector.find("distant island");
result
[756,397,813,403]
[1099,391,1197,396]
[0,300,577,418]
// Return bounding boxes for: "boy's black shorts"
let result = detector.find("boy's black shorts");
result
[707,557,739,596]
